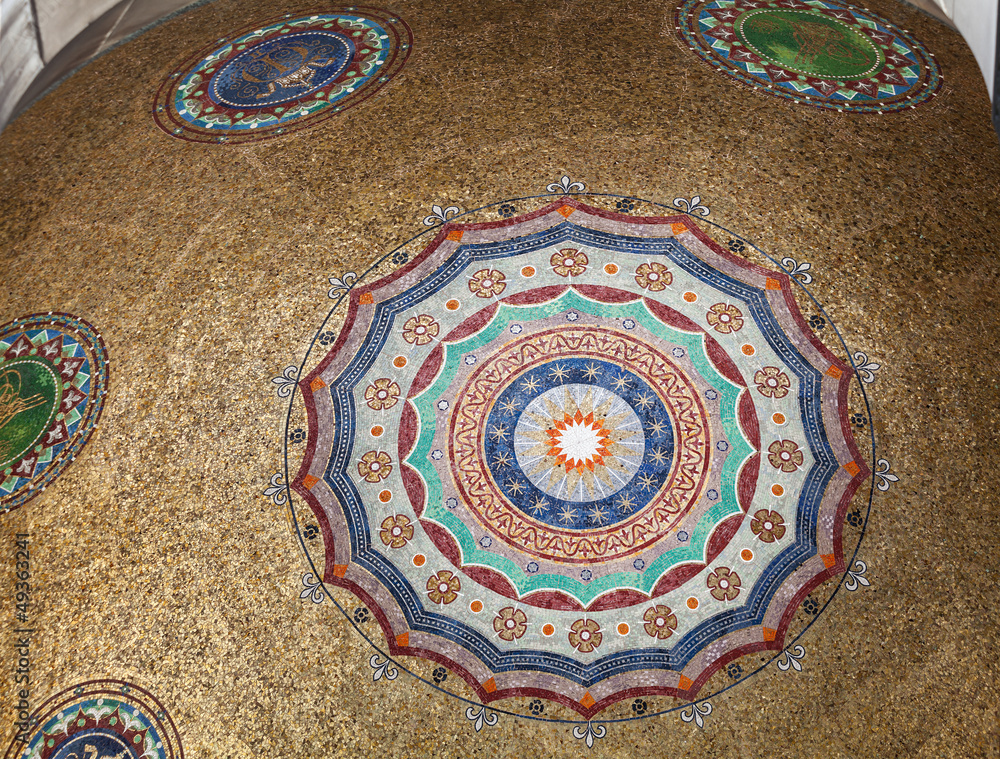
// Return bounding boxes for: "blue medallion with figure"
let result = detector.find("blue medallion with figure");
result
[209,31,354,108]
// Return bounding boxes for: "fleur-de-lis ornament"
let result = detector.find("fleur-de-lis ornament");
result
[370,653,399,681]
[844,560,871,591]
[875,459,899,491]
[328,271,358,298]
[777,644,806,672]
[300,572,325,603]
[422,204,461,227]
[572,721,607,748]
[673,195,710,216]
[465,705,498,732]
[680,701,713,728]
[271,365,299,397]
[263,472,289,505]
[780,257,813,284]
[546,175,586,193]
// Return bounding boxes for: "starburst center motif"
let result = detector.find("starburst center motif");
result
[546,409,613,473]
[514,383,645,503]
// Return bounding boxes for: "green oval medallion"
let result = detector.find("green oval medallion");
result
[0,358,62,470]
[736,9,884,79]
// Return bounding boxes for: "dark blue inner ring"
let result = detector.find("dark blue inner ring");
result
[483,357,675,530]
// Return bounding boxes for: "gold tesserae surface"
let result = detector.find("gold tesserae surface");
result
[1,0,999,756]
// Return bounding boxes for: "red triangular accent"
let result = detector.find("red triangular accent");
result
[821,8,856,23]
[707,7,742,23]
[885,51,912,67]
[4,335,33,360]
[728,46,761,64]
[850,80,878,95]
[765,65,799,83]
[60,386,86,411]
[810,80,839,96]
[37,335,64,361]
[58,356,85,382]
[705,25,738,42]
[42,420,69,447]
[878,68,907,86]
[864,29,895,46]
[13,454,37,478]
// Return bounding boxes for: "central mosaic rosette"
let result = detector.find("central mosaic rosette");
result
[292,197,869,716]
[512,380,647,506]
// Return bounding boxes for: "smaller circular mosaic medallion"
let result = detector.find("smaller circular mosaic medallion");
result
[0,314,108,513]
[153,9,412,143]
[675,0,941,112]
[3,680,183,759]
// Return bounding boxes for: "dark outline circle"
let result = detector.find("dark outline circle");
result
[279,190,878,726]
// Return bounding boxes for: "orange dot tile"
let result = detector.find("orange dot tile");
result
[412,554,426,567]
[378,490,392,503]
[521,265,536,277]
[446,299,460,311]
[741,344,756,356]
[604,263,619,275]
[741,548,754,561]
[686,597,699,610]
[617,622,630,635]
[772,412,786,425]
[771,484,785,497]
[470,600,483,613]
[371,425,384,437]
[541,623,555,636]
[393,356,407,368]
[683,291,698,302]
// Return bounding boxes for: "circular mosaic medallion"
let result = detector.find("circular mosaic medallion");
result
[0,314,108,514]
[3,680,183,759]
[675,0,941,112]
[153,8,412,143]
[289,195,871,718]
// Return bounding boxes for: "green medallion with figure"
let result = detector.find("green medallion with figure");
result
[0,313,109,513]
[0,359,62,469]
[736,9,883,78]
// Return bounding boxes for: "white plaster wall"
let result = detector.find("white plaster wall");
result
[929,0,996,98]
[0,0,44,126]
[952,0,997,98]
[33,0,118,59]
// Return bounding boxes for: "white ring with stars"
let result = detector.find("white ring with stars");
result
[512,383,645,503]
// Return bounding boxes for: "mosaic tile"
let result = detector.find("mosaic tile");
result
[153,7,412,143]
[3,681,183,759]
[0,314,108,514]
[286,193,872,720]
[675,0,941,112]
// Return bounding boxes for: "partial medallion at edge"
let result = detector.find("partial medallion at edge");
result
[0,313,108,513]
